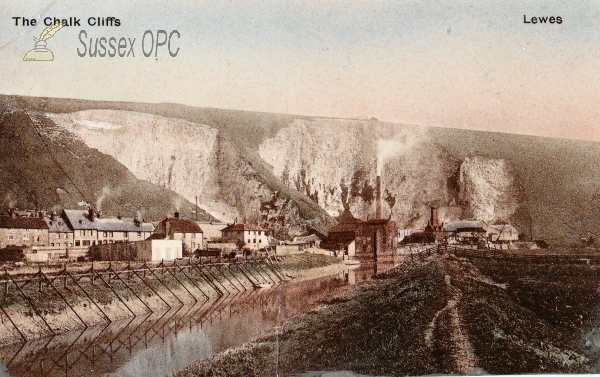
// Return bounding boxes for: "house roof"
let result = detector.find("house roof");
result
[443,220,518,235]
[44,217,71,233]
[62,210,154,232]
[221,221,263,232]
[163,218,203,234]
[336,209,362,224]
[292,234,321,243]
[0,216,48,230]
[62,210,97,230]
[488,223,519,234]
[94,217,154,232]
[147,233,166,240]
[443,220,486,232]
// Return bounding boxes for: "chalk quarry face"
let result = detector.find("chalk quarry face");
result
[46,110,520,232]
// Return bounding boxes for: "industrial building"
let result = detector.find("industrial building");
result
[323,172,398,262]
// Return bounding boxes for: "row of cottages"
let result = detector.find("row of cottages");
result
[61,209,155,247]
[220,220,268,250]
[0,208,155,250]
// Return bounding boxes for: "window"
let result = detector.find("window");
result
[80,230,85,236]
[192,233,195,239]
[108,231,113,237]
[259,239,262,243]
[123,232,127,237]
[248,239,250,243]
[83,240,90,246]
[182,233,186,238]
[103,231,108,237]
[51,243,54,247]
[137,232,142,237]
[36,236,40,242]
[7,234,13,240]
[23,235,29,240]
[253,239,256,243]
[75,240,81,246]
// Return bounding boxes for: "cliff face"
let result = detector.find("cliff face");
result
[46,110,220,209]
[257,119,526,230]
[458,156,519,223]
[45,109,329,238]
[43,110,532,234]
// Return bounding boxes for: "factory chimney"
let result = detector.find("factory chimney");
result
[376,175,383,219]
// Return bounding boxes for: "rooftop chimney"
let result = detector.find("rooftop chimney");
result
[174,211,180,220]
[376,175,383,219]
[97,210,102,219]
[88,207,95,221]
[50,211,57,221]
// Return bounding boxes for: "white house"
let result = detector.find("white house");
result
[220,220,268,250]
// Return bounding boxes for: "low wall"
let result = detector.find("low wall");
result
[24,252,48,262]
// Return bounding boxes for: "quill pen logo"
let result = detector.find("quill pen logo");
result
[23,23,65,61]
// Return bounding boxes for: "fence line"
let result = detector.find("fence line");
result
[0,257,287,343]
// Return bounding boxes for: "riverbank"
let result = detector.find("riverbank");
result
[171,253,598,376]
[0,254,343,345]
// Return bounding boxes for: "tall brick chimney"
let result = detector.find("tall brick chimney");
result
[88,207,95,221]
[376,175,383,219]
[430,207,441,229]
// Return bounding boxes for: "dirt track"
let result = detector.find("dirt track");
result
[172,252,600,376]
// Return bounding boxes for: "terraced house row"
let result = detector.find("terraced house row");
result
[0,207,160,250]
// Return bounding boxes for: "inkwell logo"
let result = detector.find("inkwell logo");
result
[23,23,65,61]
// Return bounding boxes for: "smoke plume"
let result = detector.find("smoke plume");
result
[96,186,112,211]
[376,129,424,175]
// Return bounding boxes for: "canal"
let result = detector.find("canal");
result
[0,263,389,377]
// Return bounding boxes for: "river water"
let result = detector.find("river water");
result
[0,263,395,377]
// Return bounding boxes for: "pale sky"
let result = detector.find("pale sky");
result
[0,0,598,141]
